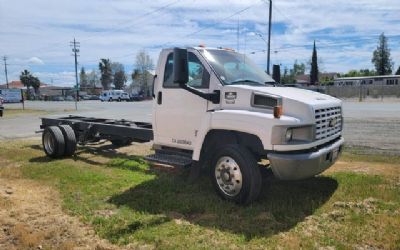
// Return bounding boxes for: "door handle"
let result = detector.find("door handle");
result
[157,91,162,105]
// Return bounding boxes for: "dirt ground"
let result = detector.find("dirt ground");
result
[0,171,141,250]
[0,143,154,250]
[0,178,128,250]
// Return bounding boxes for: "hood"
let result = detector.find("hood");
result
[227,85,341,107]
[220,85,342,122]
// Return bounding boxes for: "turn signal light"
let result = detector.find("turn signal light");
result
[274,105,282,118]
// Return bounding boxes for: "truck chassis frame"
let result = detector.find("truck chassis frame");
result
[40,115,153,145]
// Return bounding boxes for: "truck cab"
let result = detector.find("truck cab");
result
[152,47,344,204]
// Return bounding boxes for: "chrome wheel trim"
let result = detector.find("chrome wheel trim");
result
[43,132,55,155]
[214,156,243,197]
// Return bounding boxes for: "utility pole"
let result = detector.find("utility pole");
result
[237,17,240,52]
[70,38,80,110]
[267,0,272,75]
[3,56,9,89]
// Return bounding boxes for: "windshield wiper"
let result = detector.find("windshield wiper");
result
[228,79,264,85]
[265,81,276,86]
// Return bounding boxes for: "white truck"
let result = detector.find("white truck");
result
[100,90,130,102]
[39,47,344,204]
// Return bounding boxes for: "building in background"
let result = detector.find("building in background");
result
[334,75,400,86]
[295,73,339,85]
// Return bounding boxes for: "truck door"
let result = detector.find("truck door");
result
[154,50,210,150]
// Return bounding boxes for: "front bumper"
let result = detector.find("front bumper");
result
[268,137,344,180]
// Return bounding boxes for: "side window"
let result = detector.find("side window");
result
[163,52,209,88]
[163,53,174,87]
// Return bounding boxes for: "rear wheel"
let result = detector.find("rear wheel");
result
[211,144,262,205]
[58,125,77,156]
[0,110,3,117]
[42,126,65,158]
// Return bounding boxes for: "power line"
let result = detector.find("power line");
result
[7,0,183,58]
[104,1,262,62]
[70,38,80,109]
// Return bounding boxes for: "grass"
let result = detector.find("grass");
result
[0,140,399,249]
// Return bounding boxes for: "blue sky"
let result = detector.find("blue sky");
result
[0,0,399,86]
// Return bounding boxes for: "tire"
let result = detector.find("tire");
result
[111,138,132,147]
[58,125,77,156]
[211,144,262,205]
[42,126,65,158]
[109,98,112,102]
[0,110,3,117]
[118,98,121,102]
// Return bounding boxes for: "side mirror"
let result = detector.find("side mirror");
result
[173,48,189,86]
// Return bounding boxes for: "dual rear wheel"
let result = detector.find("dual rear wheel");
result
[42,125,77,158]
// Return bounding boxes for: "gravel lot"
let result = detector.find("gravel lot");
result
[1,99,399,154]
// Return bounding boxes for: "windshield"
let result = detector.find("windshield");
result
[201,49,275,86]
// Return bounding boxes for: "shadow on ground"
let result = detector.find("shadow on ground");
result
[108,168,337,239]
[28,142,338,239]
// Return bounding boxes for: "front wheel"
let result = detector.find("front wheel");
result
[211,144,262,205]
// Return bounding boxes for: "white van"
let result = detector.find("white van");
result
[100,90,130,102]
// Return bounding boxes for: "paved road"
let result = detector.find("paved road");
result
[1,100,399,154]
[341,101,400,154]
[0,101,153,139]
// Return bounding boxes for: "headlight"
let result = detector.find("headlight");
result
[285,129,293,142]
[272,125,314,145]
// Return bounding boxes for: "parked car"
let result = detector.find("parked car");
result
[53,96,65,101]
[129,93,145,101]
[88,95,100,100]
[100,90,130,102]
[0,95,4,117]
[65,96,75,101]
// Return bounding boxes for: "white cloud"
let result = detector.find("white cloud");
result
[27,57,44,65]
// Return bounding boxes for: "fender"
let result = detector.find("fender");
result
[192,109,301,161]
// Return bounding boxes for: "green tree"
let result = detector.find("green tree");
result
[372,33,393,75]
[111,62,124,75]
[343,69,376,77]
[395,66,400,75]
[114,70,127,90]
[292,60,305,76]
[31,76,40,94]
[79,67,88,88]
[111,62,126,90]
[20,70,41,99]
[310,41,319,85]
[99,59,113,90]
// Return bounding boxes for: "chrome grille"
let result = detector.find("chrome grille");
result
[315,106,342,140]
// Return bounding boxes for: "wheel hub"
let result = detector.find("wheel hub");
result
[215,156,243,196]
